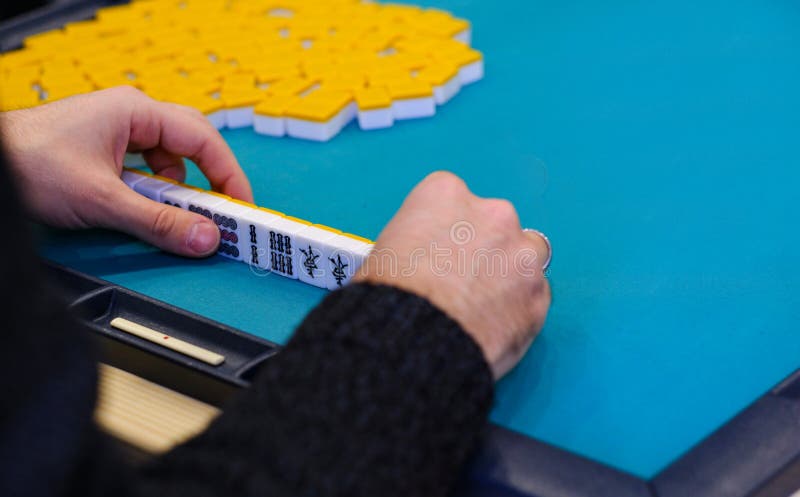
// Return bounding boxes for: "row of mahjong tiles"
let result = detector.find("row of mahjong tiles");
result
[121,168,374,290]
[0,0,485,142]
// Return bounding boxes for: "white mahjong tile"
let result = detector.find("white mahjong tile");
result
[294,225,342,288]
[185,191,248,261]
[253,114,286,137]
[262,217,308,280]
[207,110,226,129]
[237,208,281,272]
[226,107,255,128]
[160,185,201,210]
[121,169,149,189]
[210,200,252,261]
[185,191,228,220]
[326,235,373,290]
[238,209,304,280]
[392,96,436,120]
[133,177,176,202]
[357,107,393,130]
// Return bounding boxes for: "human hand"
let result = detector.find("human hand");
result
[355,171,551,379]
[0,86,252,256]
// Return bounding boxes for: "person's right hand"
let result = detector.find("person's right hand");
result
[355,171,551,379]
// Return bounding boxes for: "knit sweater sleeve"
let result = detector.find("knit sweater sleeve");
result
[139,283,495,497]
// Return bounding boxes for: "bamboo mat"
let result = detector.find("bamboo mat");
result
[94,364,220,454]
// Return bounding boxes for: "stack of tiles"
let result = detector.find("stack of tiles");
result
[121,168,374,290]
[1,0,484,142]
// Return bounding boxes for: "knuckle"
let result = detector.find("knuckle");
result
[186,106,205,120]
[423,170,468,196]
[150,206,178,239]
[173,103,205,120]
[484,198,519,227]
[109,85,147,101]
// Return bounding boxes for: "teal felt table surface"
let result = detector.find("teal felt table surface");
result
[38,0,800,480]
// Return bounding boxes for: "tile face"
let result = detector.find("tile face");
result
[238,209,281,272]
[240,210,304,279]
[211,201,252,261]
[326,236,373,290]
[133,177,176,202]
[294,225,342,288]
[161,185,201,210]
[267,218,308,279]
[186,191,228,219]
[184,192,248,259]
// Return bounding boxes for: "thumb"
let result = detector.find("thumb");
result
[103,182,220,257]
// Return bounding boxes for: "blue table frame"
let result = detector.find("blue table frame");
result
[44,261,800,497]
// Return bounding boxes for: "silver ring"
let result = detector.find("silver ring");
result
[522,228,552,272]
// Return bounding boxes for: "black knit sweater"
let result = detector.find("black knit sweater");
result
[0,156,495,497]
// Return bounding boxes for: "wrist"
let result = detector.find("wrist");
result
[354,272,500,378]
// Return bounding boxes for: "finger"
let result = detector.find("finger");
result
[142,148,187,182]
[522,229,552,271]
[102,182,220,257]
[126,98,253,202]
[520,230,553,315]
[164,102,211,124]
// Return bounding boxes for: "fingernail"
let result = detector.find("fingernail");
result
[188,221,218,254]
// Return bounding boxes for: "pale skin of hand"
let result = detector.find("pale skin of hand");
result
[355,172,552,379]
[0,86,253,257]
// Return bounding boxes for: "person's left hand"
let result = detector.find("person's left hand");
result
[0,86,253,257]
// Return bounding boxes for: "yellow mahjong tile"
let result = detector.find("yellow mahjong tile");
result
[267,76,318,97]
[14,0,483,141]
[354,87,392,111]
[387,79,433,100]
[254,94,299,117]
[0,89,41,111]
[286,90,352,123]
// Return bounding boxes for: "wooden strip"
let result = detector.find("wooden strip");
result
[95,364,220,454]
[109,317,225,366]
